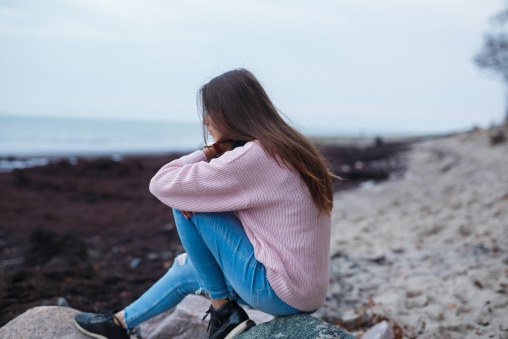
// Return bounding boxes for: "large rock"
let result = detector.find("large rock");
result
[237,313,356,339]
[139,294,274,339]
[0,295,274,339]
[139,295,356,339]
[0,296,355,339]
[0,306,88,339]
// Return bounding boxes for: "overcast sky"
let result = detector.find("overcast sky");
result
[0,0,505,135]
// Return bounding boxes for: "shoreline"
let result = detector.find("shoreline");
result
[0,135,418,176]
[0,140,410,327]
[2,127,506,337]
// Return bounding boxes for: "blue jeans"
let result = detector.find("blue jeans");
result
[123,209,301,330]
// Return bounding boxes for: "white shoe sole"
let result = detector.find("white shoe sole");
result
[224,319,256,339]
[74,320,108,339]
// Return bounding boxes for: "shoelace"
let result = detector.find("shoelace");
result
[202,306,221,333]
[202,308,211,321]
[90,310,116,324]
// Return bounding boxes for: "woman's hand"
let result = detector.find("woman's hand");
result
[218,140,234,152]
[203,140,234,161]
[181,211,195,220]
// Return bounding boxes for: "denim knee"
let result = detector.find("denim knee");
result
[175,253,232,300]
[123,253,200,330]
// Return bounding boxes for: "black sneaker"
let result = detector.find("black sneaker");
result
[74,311,130,339]
[203,301,256,339]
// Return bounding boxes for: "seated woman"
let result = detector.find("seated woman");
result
[74,68,336,339]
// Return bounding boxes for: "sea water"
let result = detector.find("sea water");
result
[0,114,410,172]
[0,115,204,171]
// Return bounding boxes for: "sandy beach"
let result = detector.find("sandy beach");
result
[321,128,508,338]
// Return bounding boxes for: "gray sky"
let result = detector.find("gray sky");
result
[0,0,505,135]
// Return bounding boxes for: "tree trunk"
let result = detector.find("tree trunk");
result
[506,92,508,125]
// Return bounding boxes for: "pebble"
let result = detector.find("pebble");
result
[362,321,394,339]
[147,252,159,260]
[57,297,70,307]
[129,258,142,269]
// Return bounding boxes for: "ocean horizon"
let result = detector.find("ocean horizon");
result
[0,114,428,172]
[0,114,207,157]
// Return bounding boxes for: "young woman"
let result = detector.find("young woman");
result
[75,68,336,339]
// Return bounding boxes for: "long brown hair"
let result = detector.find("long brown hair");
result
[197,68,338,215]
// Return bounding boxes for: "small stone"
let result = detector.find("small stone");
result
[405,294,428,309]
[474,302,495,327]
[341,164,351,172]
[337,314,371,331]
[489,128,506,145]
[458,223,472,236]
[161,251,173,260]
[161,223,175,232]
[57,297,70,307]
[476,314,491,327]
[129,257,142,269]
[147,252,159,260]
[362,321,394,339]
[366,255,387,265]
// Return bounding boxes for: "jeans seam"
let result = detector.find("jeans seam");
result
[254,287,270,308]
[126,279,198,329]
[199,213,261,271]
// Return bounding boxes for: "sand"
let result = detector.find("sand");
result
[327,129,508,338]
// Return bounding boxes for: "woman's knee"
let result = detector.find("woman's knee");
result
[164,253,198,283]
[172,209,196,234]
[172,208,184,223]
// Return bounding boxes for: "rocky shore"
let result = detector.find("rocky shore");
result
[2,128,506,338]
[0,139,406,330]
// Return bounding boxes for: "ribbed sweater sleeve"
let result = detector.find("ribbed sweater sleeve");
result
[149,149,250,212]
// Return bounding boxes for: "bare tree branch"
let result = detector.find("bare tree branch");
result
[476,8,508,121]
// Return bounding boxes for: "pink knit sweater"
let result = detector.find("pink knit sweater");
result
[149,141,331,311]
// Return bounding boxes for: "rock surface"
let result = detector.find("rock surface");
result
[0,306,88,339]
[0,295,356,339]
[237,313,356,339]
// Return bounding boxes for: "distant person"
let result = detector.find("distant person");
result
[74,68,336,339]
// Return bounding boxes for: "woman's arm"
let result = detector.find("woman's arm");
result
[180,141,235,218]
[149,142,249,213]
